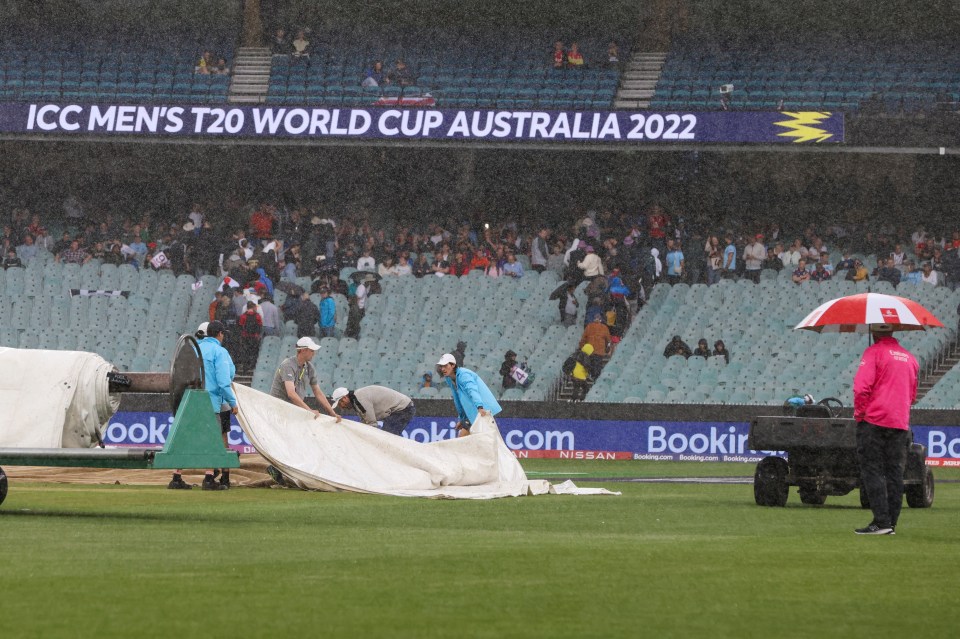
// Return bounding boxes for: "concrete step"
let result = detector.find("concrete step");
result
[631,53,668,60]
[624,72,661,80]
[620,84,657,93]
[614,99,643,109]
[622,77,659,86]
[229,95,265,104]
[232,76,271,83]
[618,89,655,99]
[231,87,268,95]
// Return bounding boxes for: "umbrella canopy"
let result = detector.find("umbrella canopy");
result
[275,281,304,297]
[795,292,944,334]
[549,281,573,300]
[350,270,382,283]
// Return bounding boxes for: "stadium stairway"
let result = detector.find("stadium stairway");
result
[229,47,271,104]
[916,339,960,401]
[614,52,668,109]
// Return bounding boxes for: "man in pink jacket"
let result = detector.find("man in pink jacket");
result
[852,323,919,535]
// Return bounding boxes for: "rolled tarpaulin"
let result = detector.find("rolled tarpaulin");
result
[0,348,119,448]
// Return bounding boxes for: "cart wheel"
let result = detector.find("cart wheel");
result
[754,456,789,507]
[859,487,871,509]
[817,397,844,418]
[905,466,934,508]
[0,465,7,508]
[799,487,827,505]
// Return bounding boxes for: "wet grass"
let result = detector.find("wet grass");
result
[0,461,957,638]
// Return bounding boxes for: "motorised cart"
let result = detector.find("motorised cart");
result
[749,401,934,508]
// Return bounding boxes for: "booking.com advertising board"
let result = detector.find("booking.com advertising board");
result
[105,412,960,467]
[0,103,843,144]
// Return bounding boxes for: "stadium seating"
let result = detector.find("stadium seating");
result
[0,20,624,109]
[3,250,958,408]
[649,36,960,113]
[0,21,236,104]
[249,269,579,401]
[265,30,626,110]
[589,262,960,406]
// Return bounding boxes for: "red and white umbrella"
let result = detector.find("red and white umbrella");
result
[795,292,944,334]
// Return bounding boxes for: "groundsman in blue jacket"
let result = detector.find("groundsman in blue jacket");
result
[169,320,237,491]
[436,353,502,436]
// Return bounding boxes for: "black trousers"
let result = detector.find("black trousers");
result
[856,422,910,528]
[572,379,589,401]
[382,402,416,436]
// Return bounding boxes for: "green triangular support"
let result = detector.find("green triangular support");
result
[151,389,240,470]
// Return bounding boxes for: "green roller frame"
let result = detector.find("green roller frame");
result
[0,389,239,507]
[0,335,242,508]
[151,388,240,470]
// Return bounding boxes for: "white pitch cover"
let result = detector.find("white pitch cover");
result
[233,383,619,499]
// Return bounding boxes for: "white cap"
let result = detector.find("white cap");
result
[296,336,321,351]
[182,222,196,232]
[436,353,457,366]
[197,321,209,335]
[331,387,349,404]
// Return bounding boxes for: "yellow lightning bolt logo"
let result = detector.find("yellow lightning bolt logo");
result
[774,112,834,143]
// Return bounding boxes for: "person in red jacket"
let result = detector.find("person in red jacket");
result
[852,323,919,535]
[551,41,566,69]
[237,301,263,374]
[249,203,276,240]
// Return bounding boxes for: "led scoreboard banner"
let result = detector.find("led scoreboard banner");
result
[0,102,844,144]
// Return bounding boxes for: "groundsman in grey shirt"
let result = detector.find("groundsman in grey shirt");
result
[330,385,416,436]
[269,337,340,421]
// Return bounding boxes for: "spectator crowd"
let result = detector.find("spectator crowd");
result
[4,193,960,382]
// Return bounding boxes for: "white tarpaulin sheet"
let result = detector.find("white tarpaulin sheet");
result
[0,348,118,448]
[234,384,618,499]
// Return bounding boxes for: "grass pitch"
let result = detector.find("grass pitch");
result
[1,462,957,638]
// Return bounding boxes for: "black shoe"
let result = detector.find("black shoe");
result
[266,465,287,487]
[167,476,192,490]
[855,523,894,535]
[202,475,227,491]
[219,475,231,489]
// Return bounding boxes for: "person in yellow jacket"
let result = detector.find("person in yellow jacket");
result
[571,343,594,402]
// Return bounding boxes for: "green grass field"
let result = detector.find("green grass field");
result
[1,462,958,638]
